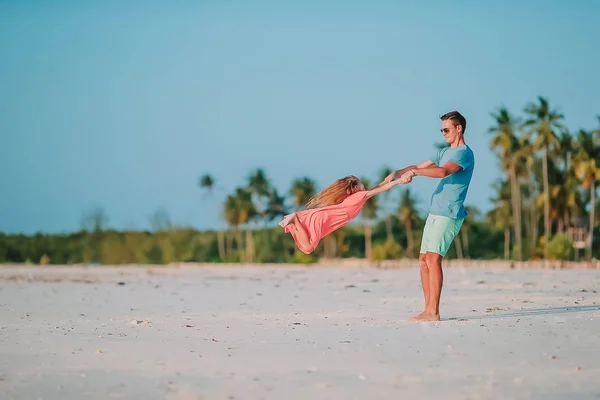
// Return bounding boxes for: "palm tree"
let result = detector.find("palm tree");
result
[199,174,226,261]
[487,180,513,260]
[223,188,256,263]
[264,189,288,222]
[518,136,540,258]
[238,188,257,264]
[289,177,316,210]
[223,192,241,260]
[550,176,578,234]
[593,115,600,141]
[489,107,523,260]
[543,135,580,236]
[149,208,172,232]
[487,201,512,260]
[199,174,214,194]
[552,131,579,233]
[398,188,419,258]
[557,131,574,172]
[360,178,379,260]
[246,169,272,263]
[247,169,271,202]
[524,96,564,259]
[81,207,109,264]
[461,205,480,259]
[378,166,395,242]
[573,129,600,260]
[453,234,464,259]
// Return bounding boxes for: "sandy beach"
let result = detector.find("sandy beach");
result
[1,264,599,400]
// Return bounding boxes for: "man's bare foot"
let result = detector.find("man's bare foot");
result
[409,311,440,322]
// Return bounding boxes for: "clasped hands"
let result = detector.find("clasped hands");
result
[384,169,416,185]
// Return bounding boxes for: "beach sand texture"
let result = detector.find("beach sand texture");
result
[1,264,599,400]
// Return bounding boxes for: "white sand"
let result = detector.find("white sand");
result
[1,264,599,400]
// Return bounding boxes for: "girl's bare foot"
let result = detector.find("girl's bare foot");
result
[278,213,297,228]
[409,311,440,322]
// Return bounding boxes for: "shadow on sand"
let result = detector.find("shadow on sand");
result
[447,304,600,321]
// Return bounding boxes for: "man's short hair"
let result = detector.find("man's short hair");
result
[441,111,467,133]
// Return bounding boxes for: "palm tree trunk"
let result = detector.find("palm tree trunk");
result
[332,235,337,258]
[324,236,335,258]
[454,235,463,259]
[235,228,244,263]
[587,181,595,260]
[504,227,510,260]
[226,230,233,260]
[516,179,523,257]
[542,149,551,259]
[523,204,531,258]
[461,228,470,259]
[557,218,564,234]
[245,229,254,263]
[406,221,414,258]
[529,179,538,258]
[326,235,338,258]
[217,231,226,261]
[365,222,372,260]
[261,228,270,262]
[509,164,523,260]
[531,204,538,257]
[385,216,393,242]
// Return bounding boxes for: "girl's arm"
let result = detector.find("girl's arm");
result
[365,179,402,199]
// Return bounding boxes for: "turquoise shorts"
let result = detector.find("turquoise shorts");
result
[419,214,464,257]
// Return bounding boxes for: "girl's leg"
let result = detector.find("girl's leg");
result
[288,214,315,253]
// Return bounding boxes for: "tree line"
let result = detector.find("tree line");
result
[1,97,598,265]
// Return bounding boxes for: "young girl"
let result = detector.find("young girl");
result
[279,175,402,254]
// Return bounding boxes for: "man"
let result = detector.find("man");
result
[385,111,474,322]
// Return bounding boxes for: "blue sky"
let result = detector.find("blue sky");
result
[1,0,599,234]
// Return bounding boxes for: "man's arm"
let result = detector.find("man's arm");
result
[385,160,436,182]
[406,161,462,179]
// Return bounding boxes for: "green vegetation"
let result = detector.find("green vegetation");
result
[2,97,599,264]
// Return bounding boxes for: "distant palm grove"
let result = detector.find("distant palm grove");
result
[2,97,599,265]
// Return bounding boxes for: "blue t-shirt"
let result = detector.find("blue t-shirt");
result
[428,145,475,219]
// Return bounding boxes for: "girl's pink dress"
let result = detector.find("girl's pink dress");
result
[279,191,369,254]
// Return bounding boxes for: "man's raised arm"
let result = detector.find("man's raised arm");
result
[401,161,462,182]
[384,160,437,183]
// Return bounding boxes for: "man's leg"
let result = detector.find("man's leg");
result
[419,254,429,310]
[419,253,430,309]
[425,251,443,318]
[410,252,442,321]
[410,215,461,322]
[410,216,433,320]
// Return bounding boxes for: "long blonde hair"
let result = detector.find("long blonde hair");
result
[305,175,361,209]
